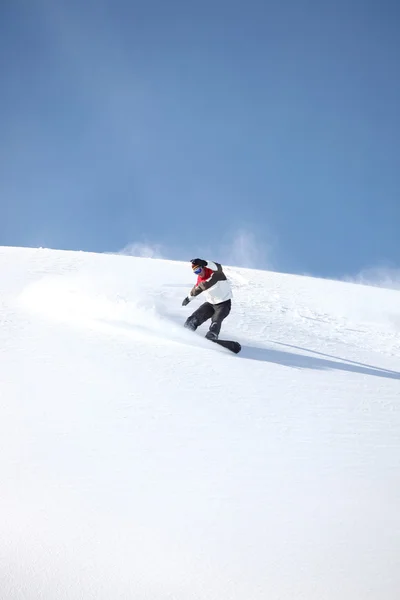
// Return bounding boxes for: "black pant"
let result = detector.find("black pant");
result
[184,299,231,336]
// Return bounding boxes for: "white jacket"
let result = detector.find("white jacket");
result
[188,260,232,305]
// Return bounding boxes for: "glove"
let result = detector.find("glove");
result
[182,297,191,306]
[190,258,207,268]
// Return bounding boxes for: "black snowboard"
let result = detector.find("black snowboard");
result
[209,338,241,354]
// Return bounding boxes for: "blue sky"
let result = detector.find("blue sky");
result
[1,0,399,278]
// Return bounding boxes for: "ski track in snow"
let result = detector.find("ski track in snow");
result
[1,246,400,600]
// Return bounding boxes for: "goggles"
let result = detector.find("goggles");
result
[192,266,203,275]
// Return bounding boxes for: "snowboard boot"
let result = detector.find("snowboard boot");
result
[205,330,218,341]
[206,322,219,341]
[184,317,198,332]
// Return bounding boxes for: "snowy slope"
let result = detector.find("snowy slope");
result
[1,246,399,600]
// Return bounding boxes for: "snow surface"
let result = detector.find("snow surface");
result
[1,246,400,600]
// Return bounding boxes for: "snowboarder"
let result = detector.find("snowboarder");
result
[182,258,233,340]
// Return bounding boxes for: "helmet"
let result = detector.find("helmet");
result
[190,258,207,270]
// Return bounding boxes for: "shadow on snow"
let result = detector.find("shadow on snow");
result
[240,341,400,381]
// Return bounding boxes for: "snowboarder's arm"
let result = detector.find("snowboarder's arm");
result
[204,260,218,271]
[190,262,226,297]
[187,285,198,298]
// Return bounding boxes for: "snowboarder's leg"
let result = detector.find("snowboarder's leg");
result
[207,300,231,339]
[184,302,214,332]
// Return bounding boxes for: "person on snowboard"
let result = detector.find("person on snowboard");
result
[182,258,232,340]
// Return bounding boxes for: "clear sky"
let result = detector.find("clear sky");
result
[1,0,399,278]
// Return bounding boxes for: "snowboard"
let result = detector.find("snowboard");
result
[209,338,241,354]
